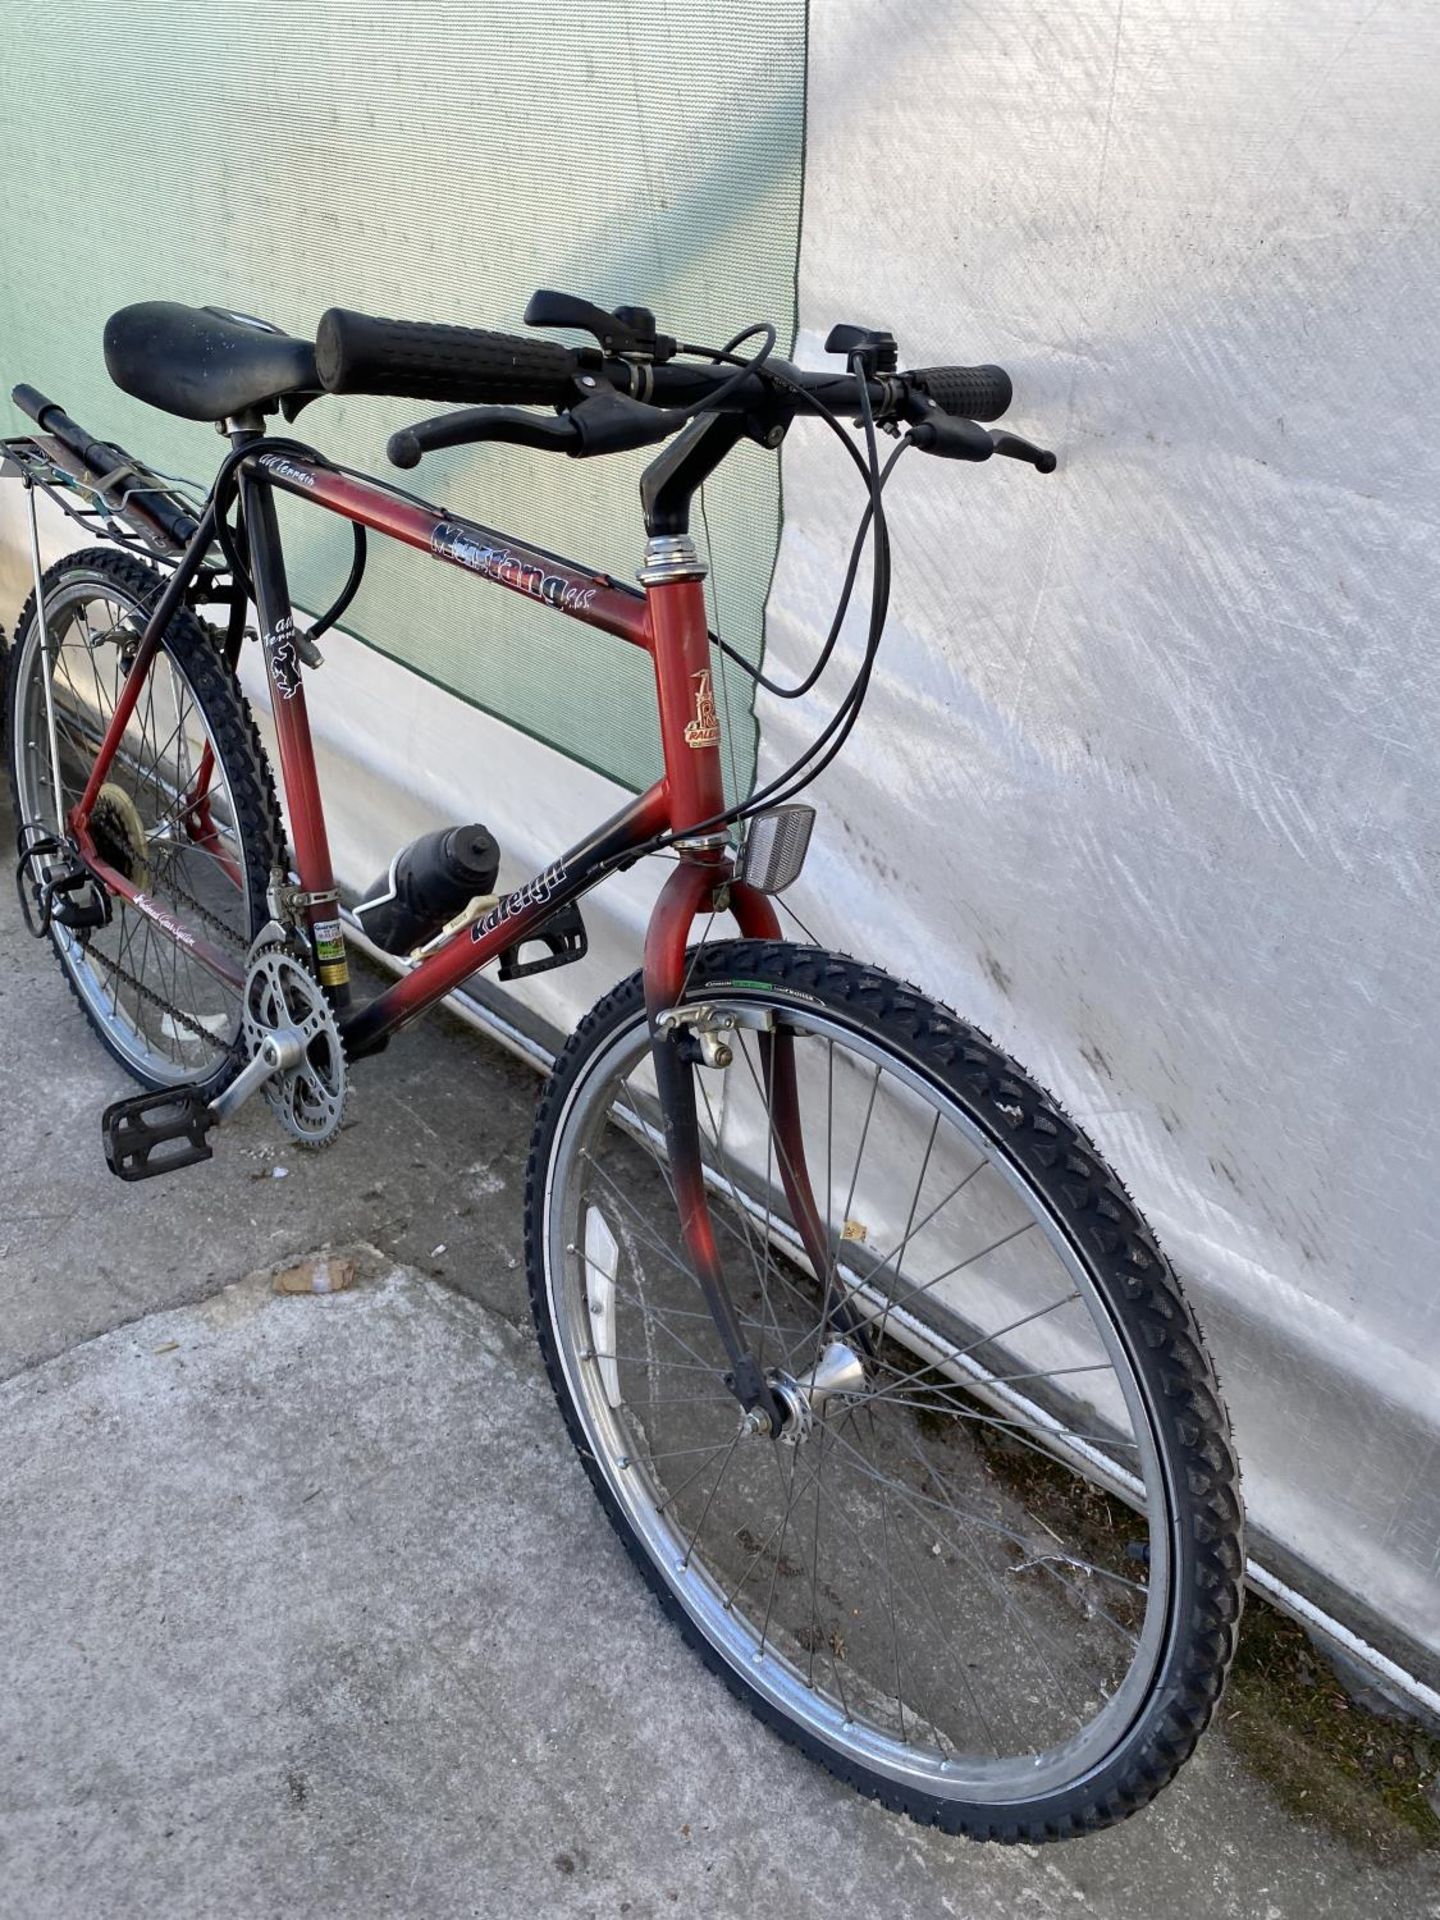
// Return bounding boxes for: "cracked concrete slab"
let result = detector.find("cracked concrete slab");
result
[2,1256,1436,1920]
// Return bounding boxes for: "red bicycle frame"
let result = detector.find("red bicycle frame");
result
[57,423,830,1425]
[67,441,782,1041]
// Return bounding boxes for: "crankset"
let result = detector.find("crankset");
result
[238,930,348,1147]
[102,926,348,1180]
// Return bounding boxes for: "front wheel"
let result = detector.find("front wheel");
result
[525,940,1243,1841]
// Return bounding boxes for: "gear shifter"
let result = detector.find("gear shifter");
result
[523,289,677,362]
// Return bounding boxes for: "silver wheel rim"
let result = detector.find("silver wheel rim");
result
[11,579,254,1084]
[542,989,1176,1805]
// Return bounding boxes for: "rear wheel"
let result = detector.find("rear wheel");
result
[4,547,281,1090]
[526,940,1243,1840]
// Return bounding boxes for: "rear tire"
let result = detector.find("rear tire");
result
[525,939,1243,1840]
[4,547,281,1090]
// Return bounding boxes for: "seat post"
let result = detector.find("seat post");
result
[235,446,350,1006]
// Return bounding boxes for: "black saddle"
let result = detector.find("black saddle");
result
[103,302,320,423]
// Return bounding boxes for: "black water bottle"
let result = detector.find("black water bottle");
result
[353,824,501,955]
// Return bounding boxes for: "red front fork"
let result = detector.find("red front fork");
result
[642,858,833,1425]
[638,560,834,1421]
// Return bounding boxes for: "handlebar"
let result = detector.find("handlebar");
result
[313,299,1055,477]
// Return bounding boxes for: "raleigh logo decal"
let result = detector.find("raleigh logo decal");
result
[472,861,568,942]
[430,523,597,614]
[684,669,720,749]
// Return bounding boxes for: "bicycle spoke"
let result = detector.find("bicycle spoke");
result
[532,942,1231,1816]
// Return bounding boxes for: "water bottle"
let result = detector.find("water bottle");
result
[353,823,500,955]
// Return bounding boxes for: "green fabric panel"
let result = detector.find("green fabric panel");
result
[1,1,805,794]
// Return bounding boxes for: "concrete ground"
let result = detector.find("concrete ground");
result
[3,789,1438,1919]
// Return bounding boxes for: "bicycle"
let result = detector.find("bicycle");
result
[3,288,1242,1841]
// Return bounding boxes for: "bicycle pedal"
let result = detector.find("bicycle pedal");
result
[102,1086,215,1182]
[497,901,588,981]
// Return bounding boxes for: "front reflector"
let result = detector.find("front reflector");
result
[737,805,814,895]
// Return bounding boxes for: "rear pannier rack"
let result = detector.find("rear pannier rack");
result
[0,374,225,574]
[0,431,212,568]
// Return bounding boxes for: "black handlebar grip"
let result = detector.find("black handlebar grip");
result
[12,384,59,427]
[386,427,423,470]
[909,364,1013,423]
[315,309,578,407]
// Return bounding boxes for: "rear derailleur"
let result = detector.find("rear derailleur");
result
[15,824,110,938]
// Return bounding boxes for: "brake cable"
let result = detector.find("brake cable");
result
[676,328,908,699]
[207,437,368,645]
[641,347,901,851]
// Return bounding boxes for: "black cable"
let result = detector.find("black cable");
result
[710,439,906,699]
[641,348,898,851]
[678,329,905,701]
[306,523,367,641]
[680,332,875,489]
[668,322,776,420]
[749,359,894,811]
[208,438,368,640]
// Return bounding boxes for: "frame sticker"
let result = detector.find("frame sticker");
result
[430,522,597,615]
[266,615,302,700]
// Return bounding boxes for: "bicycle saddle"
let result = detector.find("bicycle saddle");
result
[103,301,320,423]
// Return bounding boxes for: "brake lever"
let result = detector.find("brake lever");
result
[567,390,683,457]
[388,407,580,469]
[908,414,1057,472]
[990,430,1057,474]
[907,415,994,462]
[388,392,685,470]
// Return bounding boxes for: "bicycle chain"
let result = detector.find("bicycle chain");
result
[145,842,257,947]
[83,941,231,1052]
[77,854,255,1057]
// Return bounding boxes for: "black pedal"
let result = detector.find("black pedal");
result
[498,902,588,981]
[102,1086,215,1182]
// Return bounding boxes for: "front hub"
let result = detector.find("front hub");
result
[758,1340,869,1445]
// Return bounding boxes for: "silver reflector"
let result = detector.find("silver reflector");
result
[737,805,814,895]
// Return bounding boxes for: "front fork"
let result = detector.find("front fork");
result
[642,856,833,1433]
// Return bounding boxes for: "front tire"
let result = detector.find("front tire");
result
[525,939,1243,1840]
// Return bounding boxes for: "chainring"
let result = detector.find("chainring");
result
[241,935,347,1147]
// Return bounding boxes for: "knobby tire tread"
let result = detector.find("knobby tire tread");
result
[524,938,1244,1842]
[3,547,283,1092]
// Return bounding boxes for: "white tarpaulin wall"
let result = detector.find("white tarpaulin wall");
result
[769,0,1440,1687]
[3,0,1437,1693]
